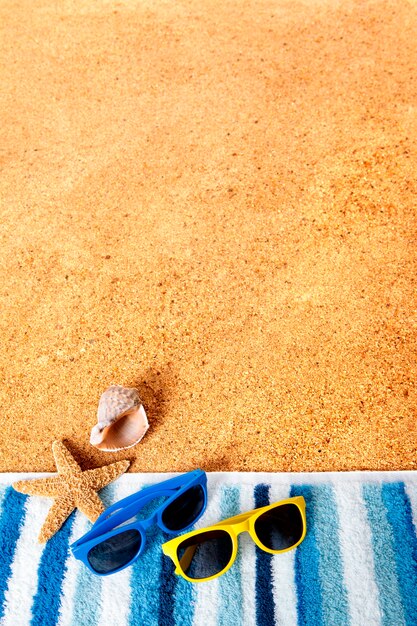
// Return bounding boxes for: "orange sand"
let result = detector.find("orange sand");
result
[0,0,416,473]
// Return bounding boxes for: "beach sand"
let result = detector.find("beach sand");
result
[0,0,416,472]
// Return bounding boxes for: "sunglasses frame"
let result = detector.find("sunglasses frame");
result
[71,469,207,576]
[162,495,306,583]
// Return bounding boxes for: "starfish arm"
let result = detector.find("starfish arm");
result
[38,496,75,543]
[83,460,130,491]
[75,489,105,522]
[13,476,64,497]
[52,441,82,476]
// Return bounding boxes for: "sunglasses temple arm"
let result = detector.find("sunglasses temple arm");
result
[93,470,203,528]
[153,469,204,491]
[74,470,206,546]
[178,545,198,572]
[90,488,179,539]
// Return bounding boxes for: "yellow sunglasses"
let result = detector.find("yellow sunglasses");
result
[162,495,306,582]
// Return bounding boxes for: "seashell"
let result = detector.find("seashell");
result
[90,385,149,452]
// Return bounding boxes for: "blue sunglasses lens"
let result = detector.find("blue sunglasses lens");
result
[87,529,142,574]
[162,484,205,531]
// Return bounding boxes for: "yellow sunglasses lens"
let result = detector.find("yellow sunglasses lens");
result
[254,503,304,551]
[177,529,233,580]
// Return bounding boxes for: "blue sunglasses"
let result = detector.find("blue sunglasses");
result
[71,469,207,576]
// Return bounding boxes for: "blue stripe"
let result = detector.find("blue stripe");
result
[128,488,161,626]
[219,485,243,626]
[0,488,28,620]
[159,531,177,626]
[382,482,417,626]
[362,483,406,626]
[290,484,324,626]
[30,510,75,626]
[171,497,200,626]
[254,484,275,626]
[70,484,116,626]
[173,575,195,626]
[309,485,349,626]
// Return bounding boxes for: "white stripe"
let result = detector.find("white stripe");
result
[404,481,417,533]
[96,479,145,626]
[192,478,222,626]
[2,497,49,626]
[239,484,256,626]
[269,483,298,626]
[333,481,382,626]
[57,514,90,626]
[0,486,7,509]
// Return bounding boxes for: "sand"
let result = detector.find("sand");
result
[0,0,416,473]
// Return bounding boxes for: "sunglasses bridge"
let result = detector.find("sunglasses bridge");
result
[219,510,255,534]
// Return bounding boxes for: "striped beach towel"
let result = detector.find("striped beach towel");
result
[0,471,417,626]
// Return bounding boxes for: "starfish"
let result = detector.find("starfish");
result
[13,440,130,543]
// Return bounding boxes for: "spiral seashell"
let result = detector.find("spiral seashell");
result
[90,385,149,452]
